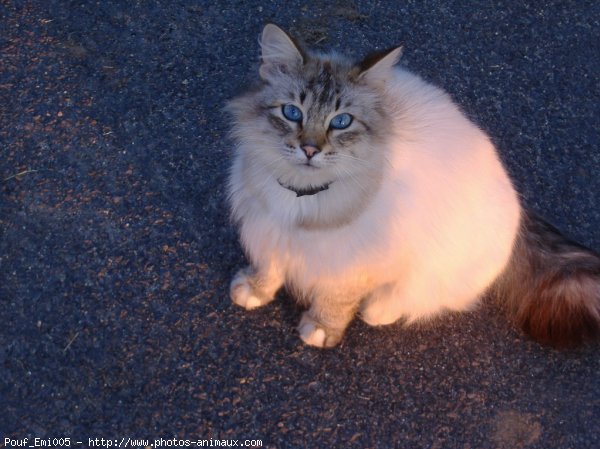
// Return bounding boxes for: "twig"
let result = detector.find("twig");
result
[2,169,40,182]
[63,332,80,353]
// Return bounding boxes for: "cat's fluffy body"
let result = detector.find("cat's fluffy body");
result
[227,24,600,348]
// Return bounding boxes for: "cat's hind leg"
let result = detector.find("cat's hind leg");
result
[359,283,404,326]
[230,264,283,310]
[361,277,482,326]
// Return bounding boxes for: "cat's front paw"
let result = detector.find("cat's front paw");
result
[230,267,273,310]
[298,313,343,348]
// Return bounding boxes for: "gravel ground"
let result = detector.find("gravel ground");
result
[1,1,599,448]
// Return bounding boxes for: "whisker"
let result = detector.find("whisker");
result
[332,153,378,169]
[246,154,286,192]
[334,165,369,193]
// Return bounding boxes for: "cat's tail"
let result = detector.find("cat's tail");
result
[493,210,600,347]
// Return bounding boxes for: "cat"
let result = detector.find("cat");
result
[226,23,600,348]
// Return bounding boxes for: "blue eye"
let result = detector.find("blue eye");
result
[282,104,303,122]
[329,113,353,130]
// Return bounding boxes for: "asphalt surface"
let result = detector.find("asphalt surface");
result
[1,1,599,448]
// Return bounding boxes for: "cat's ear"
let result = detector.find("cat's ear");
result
[259,24,305,80]
[357,46,403,83]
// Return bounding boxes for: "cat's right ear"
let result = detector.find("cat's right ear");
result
[259,24,305,81]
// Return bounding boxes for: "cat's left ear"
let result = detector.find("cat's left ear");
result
[357,46,403,83]
[259,24,305,81]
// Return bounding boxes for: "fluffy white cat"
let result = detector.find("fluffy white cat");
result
[226,24,600,348]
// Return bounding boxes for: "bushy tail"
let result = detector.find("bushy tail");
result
[494,210,600,347]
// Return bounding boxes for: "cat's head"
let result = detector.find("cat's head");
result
[228,24,402,200]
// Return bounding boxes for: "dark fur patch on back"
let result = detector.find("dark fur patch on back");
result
[495,210,600,348]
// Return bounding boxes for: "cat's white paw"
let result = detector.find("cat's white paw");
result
[299,321,327,347]
[298,313,342,348]
[230,269,268,310]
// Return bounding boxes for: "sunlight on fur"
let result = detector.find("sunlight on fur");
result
[227,24,600,349]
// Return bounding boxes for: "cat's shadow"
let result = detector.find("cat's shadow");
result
[246,288,525,355]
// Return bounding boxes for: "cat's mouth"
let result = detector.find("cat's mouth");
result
[293,158,321,170]
[277,179,332,197]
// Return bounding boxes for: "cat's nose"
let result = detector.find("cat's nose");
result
[301,144,321,159]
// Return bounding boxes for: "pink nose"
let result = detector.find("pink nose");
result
[301,145,321,159]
